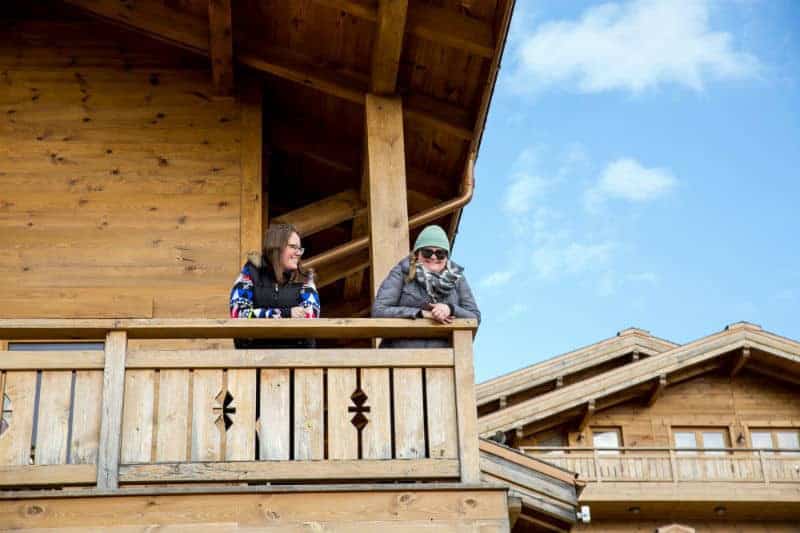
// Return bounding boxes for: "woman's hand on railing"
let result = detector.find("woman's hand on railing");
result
[290,306,307,319]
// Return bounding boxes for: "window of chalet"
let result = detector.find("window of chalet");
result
[591,427,622,454]
[672,428,729,455]
[533,428,568,453]
[750,429,800,455]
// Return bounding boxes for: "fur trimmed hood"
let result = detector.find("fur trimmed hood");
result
[246,251,263,268]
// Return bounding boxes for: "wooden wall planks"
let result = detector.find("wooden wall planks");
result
[0,21,245,319]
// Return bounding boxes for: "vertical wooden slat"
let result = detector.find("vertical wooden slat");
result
[120,370,155,464]
[191,369,223,461]
[155,370,190,462]
[425,367,458,460]
[0,371,37,465]
[392,368,425,458]
[294,369,324,460]
[453,329,480,482]
[327,368,358,460]
[70,370,103,464]
[361,368,391,459]
[239,77,263,265]
[259,369,290,460]
[35,370,73,465]
[97,330,127,489]
[365,94,409,297]
[226,369,256,460]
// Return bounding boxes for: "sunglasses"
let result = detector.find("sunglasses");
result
[419,248,448,260]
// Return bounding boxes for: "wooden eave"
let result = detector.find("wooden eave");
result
[479,439,581,529]
[478,322,800,436]
[476,328,678,407]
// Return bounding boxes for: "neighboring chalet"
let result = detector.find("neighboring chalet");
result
[478,322,800,532]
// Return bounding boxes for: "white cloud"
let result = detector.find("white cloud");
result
[480,270,514,288]
[532,241,616,278]
[503,173,550,214]
[513,0,759,94]
[585,158,677,211]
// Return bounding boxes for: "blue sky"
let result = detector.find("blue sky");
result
[457,0,800,382]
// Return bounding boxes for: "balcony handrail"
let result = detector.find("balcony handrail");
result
[0,319,482,491]
[523,446,800,453]
[0,318,478,341]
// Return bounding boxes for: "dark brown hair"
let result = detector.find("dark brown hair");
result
[263,223,304,284]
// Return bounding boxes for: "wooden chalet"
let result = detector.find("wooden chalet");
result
[0,1,583,532]
[478,322,800,532]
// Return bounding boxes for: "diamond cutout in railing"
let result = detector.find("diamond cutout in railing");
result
[348,387,370,431]
[213,390,236,431]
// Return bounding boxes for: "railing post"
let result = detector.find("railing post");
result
[758,449,769,485]
[97,330,127,489]
[593,447,601,483]
[453,329,480,483]
[669,448,678,483]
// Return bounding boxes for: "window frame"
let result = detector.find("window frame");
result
[671,427,731,455]
[590,426,623,455]
[749,428,800,455]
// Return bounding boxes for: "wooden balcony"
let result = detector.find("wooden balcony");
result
[0,319,481,490]
[523,447,800,484]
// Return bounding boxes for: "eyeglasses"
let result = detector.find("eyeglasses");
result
[419,248,448,260]
[287,244,305,256]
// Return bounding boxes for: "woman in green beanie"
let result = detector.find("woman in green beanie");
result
[372,225,480,348]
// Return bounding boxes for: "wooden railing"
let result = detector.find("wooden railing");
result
[523,447,800,484]
[0,319,480,489]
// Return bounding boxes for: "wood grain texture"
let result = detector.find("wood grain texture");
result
[34,371,73,465]
[293,369,324,460]
[191,369,223,461]
[327,368,358,460]
[365,94,410,296]
[425,368,458,460]
[239,77,263,264]
[208,0,234,96]
[0,371,37,466]
[225,369,256,461]
[70,370,103,464]
[154,370,190,461]
[96,330,127,488]
[392,368,425,458]
[258,369,290,460]
[120,370,155,464]
[361,368,392,459]
[370,0,408,94]
[0,464,97,487]
[453,330,480,482]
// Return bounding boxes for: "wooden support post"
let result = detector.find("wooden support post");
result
[370,0,409,94]
[730,346,750,378]
[646,374,667,407]
[498,395,507,409]
[239,78,264,264]
[364,94,410,297]
[555,375,564,388]
[208,0,234,97]
[507,496,522,529]
[96,330,127,489]
[631,350,640,362]
[453,330,480,482]
[577,400,595,433]
[669,448,678,483]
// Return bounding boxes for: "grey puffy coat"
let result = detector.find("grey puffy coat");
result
[371,257,480,348]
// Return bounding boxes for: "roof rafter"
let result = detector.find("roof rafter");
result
[370,0,408,94]
[208,0,234,97]
[63,0,472,139]
[311,0,495,58]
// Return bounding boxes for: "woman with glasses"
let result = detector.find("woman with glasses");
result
[229,223,320,348]
[372,225,480,348]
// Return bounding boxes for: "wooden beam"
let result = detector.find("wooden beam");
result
[269,121,361,174]
[0,351,105,370]
[208,0,234,96]
[126,348,454,368]
[96,330,127,489]
[119,458,459,483]
[453,329,480,483]
[0,465,97,487]
[370,0,408,94]
[730,346,750,377]
[508,495,523,528]
[364,94,410,297]
[747,364,800,386]
[312,0,495,58]
[272,190,365,238]
[516,514,568,533]
[577,400,595,433]
[646,374,667,407]
[317,249,371,289]
[239,78,264,264]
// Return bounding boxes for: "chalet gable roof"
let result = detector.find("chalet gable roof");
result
[478,322,800,436]
[476,327,677,408]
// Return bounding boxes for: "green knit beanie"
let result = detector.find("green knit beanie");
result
[413,225,450,253]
